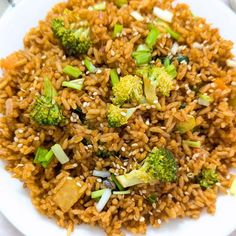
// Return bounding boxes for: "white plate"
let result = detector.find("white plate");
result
[0,1,236,236]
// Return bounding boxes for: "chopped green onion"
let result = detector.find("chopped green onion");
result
[147,194,157,204]
[110,69,120,86]
[165,64,177,79]
[183,140,201,148]
[63,65,82,78]
[83,58,97,73]
[111,173,124,191]
[132,51,152,65]
[166,27,180,40]
[176,115,196,134]
[62,79,84,90]
[51,144,69,164]
[177,55,189,64]
[145,27,160,48]
[113,24,123,38]
[44,77,57,98]
[34,147,54,168]
[136,44,151,52]
[88,2,106,11]
[113,190,131,195]
[164,57,171,67]
[91,189,106,199]
[198,93,213,107]
[115,0,127,7]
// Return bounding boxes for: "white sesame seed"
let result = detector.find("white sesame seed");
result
[149,211,153,215]
[145,119,150,125]
[124,162,128,166]
[152,203,157,208]
[226,175,231,180]
[231,81,236,86]
[117,68,121,74]
[131,143,138,147]
[161,126,166,129]
[97,178,102,183]
[180,60,187,65]
[16,164,24,167]
[171,42,179,55]
[139,216,145,222]
[67,177,73,180]
[73,163,78,167]
[76,182,82,187]
[153,99,159,104]
[87,144,93,149]
[110,50,115,56]
[130,11,144,21]
[121,147,126,152]
[86,71,90,75]
[96,69,102,74]
[142,190,147,194]
[14,137,18,142]
[80,175,85,180]
[216,182,221,187]
[17,129,24,134]
[93,92,98,96]
[17,144,23,148]
[192,42,203,49]
[120,112,127,116]
[34,137,40,141]
[157,219,162,224]
[140,148,144,152]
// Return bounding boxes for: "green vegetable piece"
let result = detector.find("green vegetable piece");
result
[34,147,54,168]
[112,75,143,105]
[166,27,180,40]
[110,69,120,86]
[147,194,157,204]
[111,173,124,191]
[183,140,201,148]
[176,115,196,134]
[63,65,82,78]
[145,27,160,48]
[113,24,123,38]
[30,78,65,126]
[116,148,178,188]
[197,169,218,189]
[107,104,137,128]
[177,55,189,64]
[51,19,91,56]
[113,190,131,195]
[115,0,128,7]
[62,79,84,90]
[51,144,70,164]
[165,64,177,79]
[83,58,97,73]
[198,93,213,107]
[132,50,152,65]
[91,189,106,199]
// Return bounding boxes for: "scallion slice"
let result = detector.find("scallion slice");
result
[83,58,97,73]
[96,189,111,212]
[111,173,124,191]
[132,51,152,65]
[183,140,201,148]
[198,93,213,107]
[34,147,54,168]
[63,65,82,78]
[91,189,106,199]
[92,170,111,178]
[62,79,84,90]
[145,27,160,48]
[136,44,150,52]
[113,190,130,195]
[113,24,123,38]
[166,27,180,40]
[110,69,120,86]
[51,144,69,164]
[115,0,127,7]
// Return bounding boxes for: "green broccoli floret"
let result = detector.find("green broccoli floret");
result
[136,65,173,105]
[51,19,91,56]
[107,104,137,128]
[30,78,65,125]
[197,169,218,189]
[112,75,143,105]
[116,148,178,188]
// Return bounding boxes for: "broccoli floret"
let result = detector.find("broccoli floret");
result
[107,104,137,128]
[51,19,91,56]
[112,75,143,105]
[197,169,218,189]
[136,65,173,105]
[30,78,65,125]
[116,148,178,188]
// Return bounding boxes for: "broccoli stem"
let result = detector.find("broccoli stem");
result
[44,77,57,98]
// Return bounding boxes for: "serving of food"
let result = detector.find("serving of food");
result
[0,0,236,235]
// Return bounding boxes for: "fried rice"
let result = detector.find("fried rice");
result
[0,0,236,235]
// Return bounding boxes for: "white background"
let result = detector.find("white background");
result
[0,0,235,236]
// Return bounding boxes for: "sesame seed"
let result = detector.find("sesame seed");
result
[80,175,85,180]
[121,147,126,152]
[86,71,90,75]
[226,175,231,180]
[124,162,128,166]
[87,144,93,149]
[161,126,166,129]
[145,119,150,125]
[152,203,157,208]
[96,69,102,74]
[131,143,138,147]
[184,191,190,195]
[142,190,147,194]
[93,92,98,96]
[216,182,221,187]
[140,148,144,152]
[16,164,24,167]
[157,219,162,224]
[171,42,179,55]
[18,129,24,134]
[67,177,73,180]
[192,42,203,49]
[97,178,102,183]
[17,144,23,148]
[76,182,82,187]
[110,50,115,56]
[117,68,121,74]
[149,211,153,215]
[231,81,236,86]
[139,216,145,222]
[120,112,127,116]
[14,137,18,142]
[34,137,40,141]
[73,163,78,167]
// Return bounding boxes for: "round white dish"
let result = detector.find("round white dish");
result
[0,0,236,235]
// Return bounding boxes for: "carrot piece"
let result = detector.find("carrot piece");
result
[215,78,229,90]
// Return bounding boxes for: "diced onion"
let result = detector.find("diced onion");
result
[153,7,173,23]
[96,189,111,212]
[51,144,69,164]
[92,170,110,178]
[113,190,131,195]
[130,11,144,21]
[226,59,236,68]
